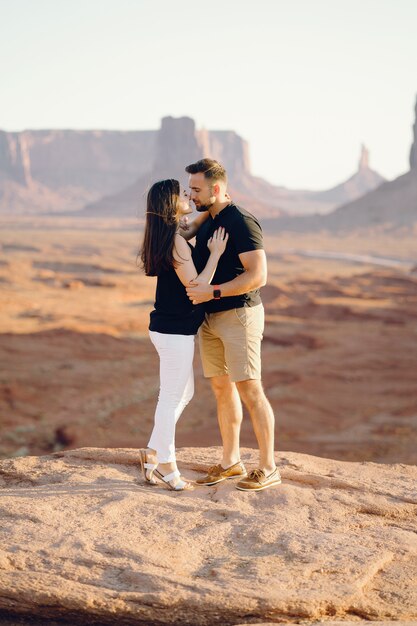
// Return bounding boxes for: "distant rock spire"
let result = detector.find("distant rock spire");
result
[152,116,201,183]
[358,144,369,171]
[410,94,417,171]
[0,131,32,186]
[197,127,210,157]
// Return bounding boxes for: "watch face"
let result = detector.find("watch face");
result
[213,289,221,300]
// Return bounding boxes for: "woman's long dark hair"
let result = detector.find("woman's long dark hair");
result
[140,179,181,276]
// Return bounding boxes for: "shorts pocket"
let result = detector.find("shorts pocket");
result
[235,307,250,328]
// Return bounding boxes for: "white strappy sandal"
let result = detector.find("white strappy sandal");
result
[153,468,194,492]
[139,449,158,485]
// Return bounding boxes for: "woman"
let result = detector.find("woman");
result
[139,178,228,491]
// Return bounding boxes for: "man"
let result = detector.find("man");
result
[183,158,281,492]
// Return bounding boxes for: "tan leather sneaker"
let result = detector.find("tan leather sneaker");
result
[235,467,282,492]
[196,461,247,486]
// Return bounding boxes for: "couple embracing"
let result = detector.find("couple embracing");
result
[138,159,280,493]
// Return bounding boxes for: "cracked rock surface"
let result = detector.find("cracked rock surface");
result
[0,447,416,625]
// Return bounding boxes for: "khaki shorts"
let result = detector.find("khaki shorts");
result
[198,304,264,382]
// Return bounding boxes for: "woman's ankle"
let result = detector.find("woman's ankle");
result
[146,448,157,460]
[158,461,177,474]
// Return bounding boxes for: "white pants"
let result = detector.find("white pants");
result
[147,331,195,463]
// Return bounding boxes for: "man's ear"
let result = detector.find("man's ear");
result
[213,183,220,196]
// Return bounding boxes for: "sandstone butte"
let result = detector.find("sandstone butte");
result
[0,446,416,626]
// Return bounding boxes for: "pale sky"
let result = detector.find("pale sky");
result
[1,0,416,189]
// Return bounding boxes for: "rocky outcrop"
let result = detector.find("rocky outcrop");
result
[22,129,156,194]
[0,131,74,214]
[319,170,417,230]
[0,117,385,218]
[410,95,417,170]
[204,130,252,184]
[80,129,385,219]
[80,116,202,217]
[312,144,385,204]
[154,116,202,182]
[0,129,157,213]
[263,167,417,232]
[359,143,369,170]
[0,446,416,625]
[266,95,417,231]
[277,144,385,214]
[0,121,254,216]
[0,131,32,186]
[313,101,417,230]
[81,117,254,217]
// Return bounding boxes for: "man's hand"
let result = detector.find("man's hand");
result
[186,281,213,304]
[178,216,189,231]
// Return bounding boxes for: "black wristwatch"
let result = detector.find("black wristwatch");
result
[213,285,221,300]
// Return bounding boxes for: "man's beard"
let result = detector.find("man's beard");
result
[195,196,215,212]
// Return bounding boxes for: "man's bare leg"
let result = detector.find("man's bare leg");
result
[236,379,276,474]
[210,374,243,468]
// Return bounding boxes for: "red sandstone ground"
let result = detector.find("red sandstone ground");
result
[0,216,416,463]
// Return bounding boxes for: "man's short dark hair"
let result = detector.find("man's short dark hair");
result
[185,158,227,183]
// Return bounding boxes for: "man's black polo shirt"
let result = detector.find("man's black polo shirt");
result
[194,203,264,313]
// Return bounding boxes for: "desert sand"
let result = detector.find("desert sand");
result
[1,216,416,464]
